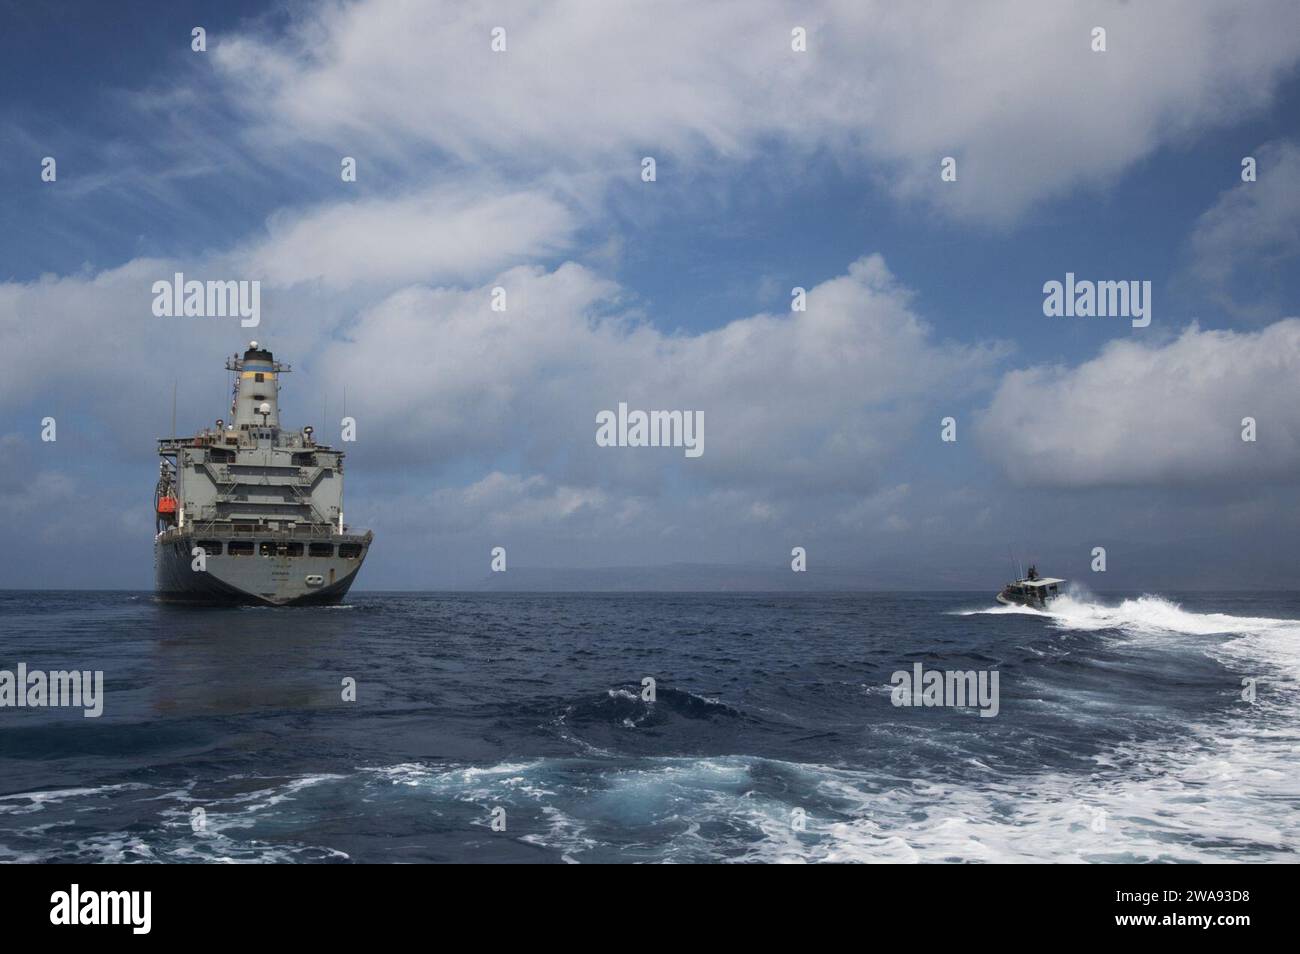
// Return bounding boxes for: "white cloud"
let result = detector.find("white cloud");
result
[976,320,1300,486]
[836,483,912,531]
[238,183,578,289]
[0,248,996,510]
[212,0,1300,222]
[317,254,1004,496]
[430,471,612,533]
[0,257,344,426]
[1187,139,1300,318]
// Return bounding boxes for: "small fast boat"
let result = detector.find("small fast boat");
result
[996,565,1064,608]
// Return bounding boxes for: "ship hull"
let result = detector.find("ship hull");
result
[995,592,1053,609]
[154,530,371,607]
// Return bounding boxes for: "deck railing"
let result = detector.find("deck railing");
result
[157,525,369,544]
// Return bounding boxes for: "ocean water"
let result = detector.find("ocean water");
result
[0,589,1296,864]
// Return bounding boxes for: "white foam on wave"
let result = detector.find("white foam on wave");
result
[412,594,1300,862]
[956,595,1300,655]
[744,736,1297,863]
[1047,593,1300,643]
[0,783,150,816]
[850,595,1300,860]
[960,592,1300,680]
[474,746,1299,863]
[362,760,556,802]
[954,602,1047,618]
[152,772,352,863]
[0,773,354,863]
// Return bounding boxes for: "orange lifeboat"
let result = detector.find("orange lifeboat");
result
[157,496,178,515]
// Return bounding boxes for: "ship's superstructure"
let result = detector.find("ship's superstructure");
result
[154,342,372,605]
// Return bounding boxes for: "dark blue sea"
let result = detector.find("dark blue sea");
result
[1,589,1296,863]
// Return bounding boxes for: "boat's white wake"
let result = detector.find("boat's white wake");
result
[962,592,1287,634]
[958,592,1300,676]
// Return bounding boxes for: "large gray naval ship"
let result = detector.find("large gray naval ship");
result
[154,341,372,605]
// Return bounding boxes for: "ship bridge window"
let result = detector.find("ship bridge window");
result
[228,541,254,556]
[338,543,362,559]
[260,541,304,557]
[254,373,264,382]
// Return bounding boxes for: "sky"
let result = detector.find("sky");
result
[2,0,1300,590]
